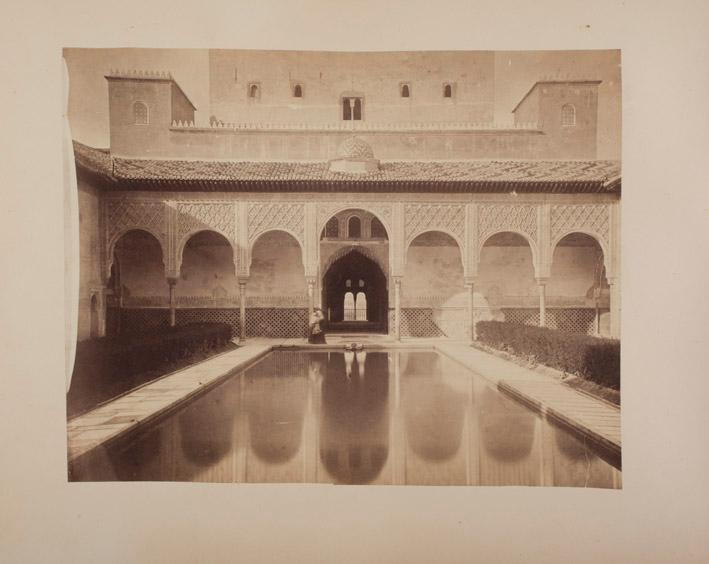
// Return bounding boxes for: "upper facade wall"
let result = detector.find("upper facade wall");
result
[208,50,496,125]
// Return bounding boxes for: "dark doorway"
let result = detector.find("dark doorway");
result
[322,249,388,333]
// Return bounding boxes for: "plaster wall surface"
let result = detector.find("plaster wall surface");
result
[208,50,496,126]
[248,231,306,298]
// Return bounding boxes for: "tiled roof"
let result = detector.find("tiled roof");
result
[72,141,620,192]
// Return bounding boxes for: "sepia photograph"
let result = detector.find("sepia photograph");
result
[65,48,622,486]
[3,0,709,562]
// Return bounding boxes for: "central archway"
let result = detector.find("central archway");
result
[322,249,388,333]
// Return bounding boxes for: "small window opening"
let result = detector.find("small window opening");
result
[443,83,453,98]
[344,292,356,321]
[348,216,361,238]
[401,84,410,98]
[355,292,367,321]
[370,217,387,239]
[249,84,259,98]
[133,101,148,125]
[342,97,363,121]
[561,104,576,126]
[293,84,303,98]
[325,217,339,238]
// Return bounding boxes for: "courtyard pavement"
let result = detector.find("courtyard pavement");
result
[67,336,621,463]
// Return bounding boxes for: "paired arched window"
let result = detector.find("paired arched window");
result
[348,216,362,238]
[293,84,303,98]
[343,289,368,321]
[342,97,363,120]
[561,104,576,126]
[401,83,410,98]
[325,217,339,238]
[133,101,148,125]
[443,83,453,98]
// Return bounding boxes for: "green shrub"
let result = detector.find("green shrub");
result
[476,321,620,389]
[68,323,232,416]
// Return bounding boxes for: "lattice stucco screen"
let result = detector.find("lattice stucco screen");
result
[501,308,607,335]
[119,308,309,337]
[246,308,308,338]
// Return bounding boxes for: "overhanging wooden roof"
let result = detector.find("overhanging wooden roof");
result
[73,141,621,194]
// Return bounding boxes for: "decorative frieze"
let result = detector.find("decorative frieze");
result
[478,203,538,245]
[404,203,466,246]
[105,199,166,250]
[248,202,305,244]
[176,201,236,242]
[550,203,610,248]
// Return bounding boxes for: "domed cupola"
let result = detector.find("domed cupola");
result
[329,136,380,174]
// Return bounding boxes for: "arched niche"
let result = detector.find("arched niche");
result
[404,231,465,302]
[177,230,237,301]
[476,231,538,322]
[111,229,167,302]
[249,230,307,299]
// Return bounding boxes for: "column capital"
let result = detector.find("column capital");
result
[535,277,550,286]
[166,276,179,287]
[237,276,250,285]
[463,275,478,287]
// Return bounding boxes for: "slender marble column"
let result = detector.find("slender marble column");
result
[608,276,621,338]
[306,276,316,317]
[393,276,402,341]
[167,277,178,327]
[238,278,248,342]
[464,278,476,341]
[536,278,548,327]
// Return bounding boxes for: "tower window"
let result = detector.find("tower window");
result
[133,101,148,125]
[443,83,453,98]
[248,83,260,99]
[401,83,410,98]
[348,216,362,238]
[342,97,363,120]
[293,84,303,98]
[561,104,576,126]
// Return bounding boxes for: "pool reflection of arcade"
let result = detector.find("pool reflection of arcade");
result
[68,351,620,487]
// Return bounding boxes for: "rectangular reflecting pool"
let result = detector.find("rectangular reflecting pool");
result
[69,350,621,487]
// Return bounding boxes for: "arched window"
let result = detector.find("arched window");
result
[353,98,362,120]
[344,292,355,321]
[443,83,453,98]
[249,83,259,98]
[561,104,576,126]
[370,217,387,239]
[293,84,303,98]
[355,292,367,321]
[348,216,361,239]
[133,101,148,125]
[325,217,339,238]
[401,84,410,98]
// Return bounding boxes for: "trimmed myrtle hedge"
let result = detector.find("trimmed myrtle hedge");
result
[68,323,232,416]
[476,321,620,389]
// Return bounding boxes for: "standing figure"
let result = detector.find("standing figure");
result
[308,308,326,344]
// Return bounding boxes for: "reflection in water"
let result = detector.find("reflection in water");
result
[402,352,466,462]
[245,352,309,464]
[320,351,389,484]
[68,350,621,487]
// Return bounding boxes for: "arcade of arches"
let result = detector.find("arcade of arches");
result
[80,196,620,342]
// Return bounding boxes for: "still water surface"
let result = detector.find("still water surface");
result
[69,350,621,487]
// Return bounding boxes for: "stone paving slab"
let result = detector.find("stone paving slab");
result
[67,344,272,462]
[434,343,621,456]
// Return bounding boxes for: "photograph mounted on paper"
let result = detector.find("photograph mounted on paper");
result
[64,48,621,487]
